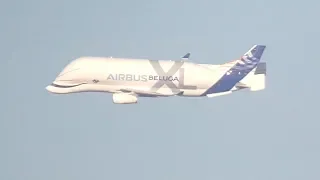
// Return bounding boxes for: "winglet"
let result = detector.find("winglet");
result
[181,53,191,60]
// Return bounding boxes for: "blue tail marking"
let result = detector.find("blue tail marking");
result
[202,45,266,95]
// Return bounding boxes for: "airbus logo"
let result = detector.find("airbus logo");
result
[107,60,197,94]
[107,74,179,82]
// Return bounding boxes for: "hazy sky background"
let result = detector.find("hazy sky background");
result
[2,0,320,179]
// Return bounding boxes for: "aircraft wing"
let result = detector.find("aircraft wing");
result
[119,87,183,97]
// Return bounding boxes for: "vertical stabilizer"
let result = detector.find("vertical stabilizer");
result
[203,45,266,95]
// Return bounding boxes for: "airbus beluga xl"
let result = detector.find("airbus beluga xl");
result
[46,45,267,104]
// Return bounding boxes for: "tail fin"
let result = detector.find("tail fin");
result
[236,45,266,70]
[203,45,266,95]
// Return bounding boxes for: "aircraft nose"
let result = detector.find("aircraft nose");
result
[46,85,54,93]
[45,85,50,91]
[45,84,61,94]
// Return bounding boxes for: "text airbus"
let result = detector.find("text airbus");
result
[107,74,179,82]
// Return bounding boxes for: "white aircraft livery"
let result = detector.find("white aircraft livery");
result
[46,45,267,104]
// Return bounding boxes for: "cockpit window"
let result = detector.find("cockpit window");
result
[57,68,80,77]
[57,59,82,77]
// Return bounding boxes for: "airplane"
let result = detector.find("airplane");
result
[46,45,267,104]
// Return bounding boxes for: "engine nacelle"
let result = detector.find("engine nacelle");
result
[112,93,138,104]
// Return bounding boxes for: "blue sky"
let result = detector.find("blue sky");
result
[2,0,320,179]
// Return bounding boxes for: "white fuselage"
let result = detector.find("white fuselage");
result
[46,57,232,97]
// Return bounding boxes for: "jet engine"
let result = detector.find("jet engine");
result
[112,93,138,104]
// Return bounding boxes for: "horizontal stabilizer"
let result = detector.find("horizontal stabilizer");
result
[237,62,267,91]
[235,82,250,89]
[206,91,232,98]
